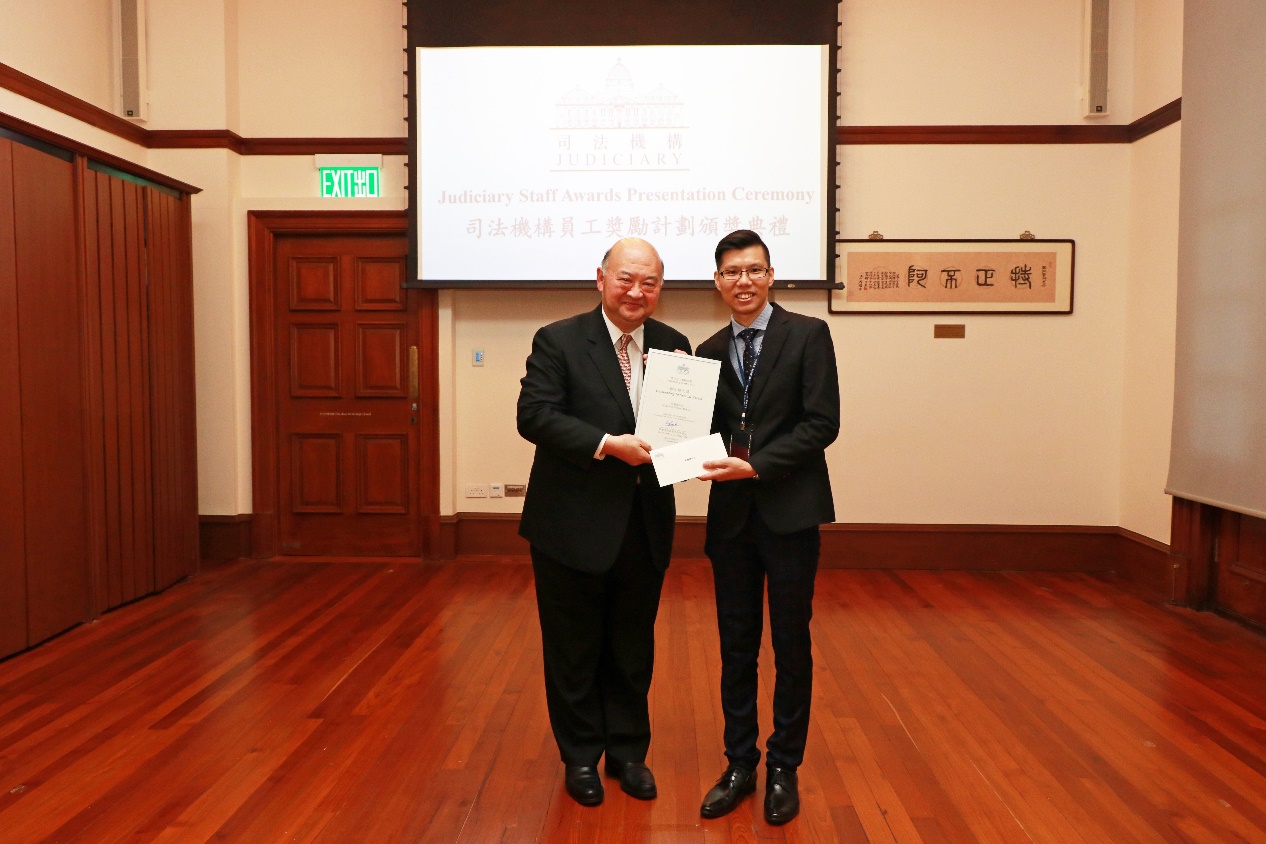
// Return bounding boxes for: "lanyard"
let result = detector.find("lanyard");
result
[731,330,762,431]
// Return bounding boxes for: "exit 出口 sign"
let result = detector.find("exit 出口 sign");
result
[320,167,381,198]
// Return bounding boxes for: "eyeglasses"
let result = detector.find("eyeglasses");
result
[718,267,770,281]
[611,277,662,293]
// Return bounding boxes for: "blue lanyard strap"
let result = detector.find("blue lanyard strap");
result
[731,330,761,430]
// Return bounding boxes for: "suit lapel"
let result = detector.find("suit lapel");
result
[586,307,636,428]
[699,326,742,398]
[748,304,788,410]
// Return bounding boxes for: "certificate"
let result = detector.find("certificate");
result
[634,349,721,450]
[650,433,729,486]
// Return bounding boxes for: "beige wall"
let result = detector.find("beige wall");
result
[235,0,405,137]
[0,0,1184,541]
[839,0,1135,124]
[1118,0,1183,541]
[0,0,115,110]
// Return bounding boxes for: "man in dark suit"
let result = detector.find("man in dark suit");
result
[517,237,691,807]
[695,229,840,825]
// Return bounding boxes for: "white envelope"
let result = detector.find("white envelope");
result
[649,433,728,486]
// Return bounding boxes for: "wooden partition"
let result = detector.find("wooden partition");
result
[0,139,29,656]
[0,128,198,659]
[144,187,200,591]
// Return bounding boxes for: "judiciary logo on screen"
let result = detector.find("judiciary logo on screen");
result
[551,59,688,173]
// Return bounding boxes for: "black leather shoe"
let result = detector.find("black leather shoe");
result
[564,765,603,806]
[700,764,757,818]
[604,759,657,799]
[764,766,799,825]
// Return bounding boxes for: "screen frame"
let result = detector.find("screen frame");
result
[404,0,840,290]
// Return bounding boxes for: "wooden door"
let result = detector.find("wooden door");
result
[273,233,420,556]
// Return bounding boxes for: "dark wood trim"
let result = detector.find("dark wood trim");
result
[148,132,408,156]
[819,523,1119,570]
[836,98,1181,146]
[148,130,245,154]
[240,137,407,156]
[437,513,1172,577]
[3,63,1179,153]
[838,124,1130,145]
[0,111,200,194]
[199,515,254,566]
[0,62,147,145]
[1127,98,1182,142]
[1111,527,1173,601]
[247,211,441,560]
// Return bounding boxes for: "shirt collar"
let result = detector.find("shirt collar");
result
[730,302,773,336]
[601,308,645,349]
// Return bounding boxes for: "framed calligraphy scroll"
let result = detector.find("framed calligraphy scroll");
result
[828,239,1075,314]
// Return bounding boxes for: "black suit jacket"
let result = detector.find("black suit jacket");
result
[518,306,691,573]
[696,303,840,541]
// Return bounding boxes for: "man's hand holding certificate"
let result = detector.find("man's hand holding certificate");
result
[635,349,726,485]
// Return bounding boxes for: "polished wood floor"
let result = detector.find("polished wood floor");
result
[2,561,1266,843]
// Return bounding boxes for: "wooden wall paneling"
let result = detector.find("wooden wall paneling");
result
[0,138,29,656]
[106,176,139,605]
[126,179,155,600]
[146,187,199,589]
[1170,497,1217,608]
[77,164,108,620]
[90,171,123,609]
[11,141,90,645]
[146,187,173,587]
[103,177,155,604]
[1215,511,1266,630]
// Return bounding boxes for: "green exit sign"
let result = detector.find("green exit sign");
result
[320,167,381,198]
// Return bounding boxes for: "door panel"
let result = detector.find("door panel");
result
[357,435,409,513]
[275,234,418,556]
[354,258,406,309]
[291,434,343,512]
[355,323,407,395]
[290,324,341,396]
[290,258,339,310]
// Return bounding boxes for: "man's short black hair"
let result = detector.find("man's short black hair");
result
[714,229,771,269]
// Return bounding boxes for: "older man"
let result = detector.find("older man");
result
[517,238,691,806]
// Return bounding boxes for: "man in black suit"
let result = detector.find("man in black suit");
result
[517,237,691,807]
[695,229,840,825]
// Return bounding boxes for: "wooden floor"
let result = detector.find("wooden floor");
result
[2,561,1266,843]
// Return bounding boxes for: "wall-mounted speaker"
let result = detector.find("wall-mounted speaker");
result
[1082,0,1110,117]
[117,0,149,121]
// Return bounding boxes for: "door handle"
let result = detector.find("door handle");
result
[408,345,419,400]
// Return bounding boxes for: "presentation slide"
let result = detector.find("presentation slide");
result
[415,45,829,285]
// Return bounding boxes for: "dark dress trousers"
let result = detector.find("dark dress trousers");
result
[696,303,840,770]
[518,305,691,766]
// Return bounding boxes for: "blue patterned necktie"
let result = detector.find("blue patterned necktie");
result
[737,327,758,384]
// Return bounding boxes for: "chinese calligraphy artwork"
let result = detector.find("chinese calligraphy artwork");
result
[830,240,1074,314]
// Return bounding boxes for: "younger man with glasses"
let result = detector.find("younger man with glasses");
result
[695,229,840,825]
